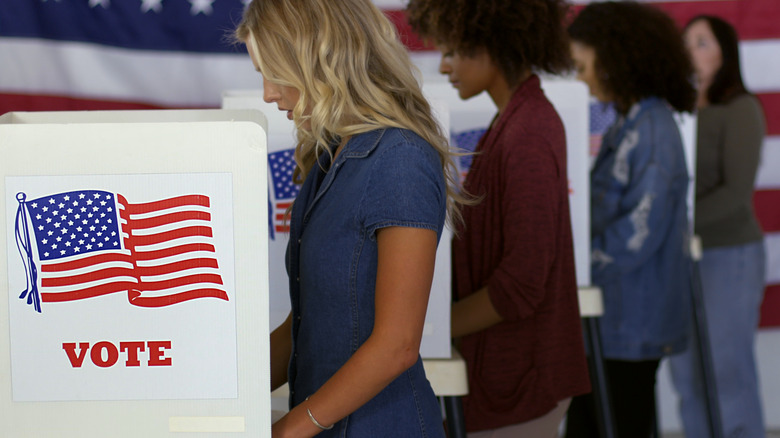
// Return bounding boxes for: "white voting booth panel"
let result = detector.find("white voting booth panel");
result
[0,109,271,437]
[676,112,698,226]
[222,90,453,359]
[423,78,592,287]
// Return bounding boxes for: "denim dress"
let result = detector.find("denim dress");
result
[285,128,447,437]
[590,97,692,360]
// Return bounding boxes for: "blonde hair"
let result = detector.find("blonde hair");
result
[235,0,469,227]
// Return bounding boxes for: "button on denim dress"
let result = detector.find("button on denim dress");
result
[285,128,447,437]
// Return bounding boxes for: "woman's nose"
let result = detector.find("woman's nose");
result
[263,77,280,103]
[439,57,451,75]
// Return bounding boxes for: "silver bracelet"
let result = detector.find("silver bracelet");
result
[305,397,334,431]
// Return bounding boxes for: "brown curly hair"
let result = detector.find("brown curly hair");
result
[567,1,696,114]
[406,0,571,87]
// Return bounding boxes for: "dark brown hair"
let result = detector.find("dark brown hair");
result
[406,0,571,87]
[685,15,748,104]
[567,1,696,114]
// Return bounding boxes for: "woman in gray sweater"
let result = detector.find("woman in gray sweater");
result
[669,15,767,438]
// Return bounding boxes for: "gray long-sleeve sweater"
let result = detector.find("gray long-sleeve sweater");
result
[695,93,766,248]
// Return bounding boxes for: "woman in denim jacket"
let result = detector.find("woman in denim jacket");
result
[236,1,469,437]
[566,3,697,437]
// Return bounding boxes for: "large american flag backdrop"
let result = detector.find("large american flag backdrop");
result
[1,0,778,326]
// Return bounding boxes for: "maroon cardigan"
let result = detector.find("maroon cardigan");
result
[452,75,590,431]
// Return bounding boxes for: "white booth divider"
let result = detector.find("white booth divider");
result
[0,109,272,437]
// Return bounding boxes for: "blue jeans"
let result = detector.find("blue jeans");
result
[669,240,766,438]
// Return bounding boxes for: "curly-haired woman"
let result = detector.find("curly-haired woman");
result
[236,0,472,436]
[565,2,697,437]
[407,1,590,436]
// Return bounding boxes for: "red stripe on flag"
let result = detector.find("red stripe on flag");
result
[383,10,432,52]
[43,284,228,306]
[650,0,780,41]
[759,284,780,327]
[124,195,210,215]
[41,252,132,272]
[757,93,780,137]
[139,273,224,291]
[130,226,213,246]
[129,288,228,307]
[42,266,134,287]
[42,281,136,302]
[132,211,211,229]
[566,1,780,41]
[137,258,219,277]
[754,189,780,233]
[0,92,171,116]
[389,1,780,53]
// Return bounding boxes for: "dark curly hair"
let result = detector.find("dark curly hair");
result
[567,1,696,114]
[685,15,748,104]
[406,0,571,87]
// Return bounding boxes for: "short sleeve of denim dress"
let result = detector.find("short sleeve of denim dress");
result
[284,128,447,437]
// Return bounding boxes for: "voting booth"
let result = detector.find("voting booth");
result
[0,109,272,437]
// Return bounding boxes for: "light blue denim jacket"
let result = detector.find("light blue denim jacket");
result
[591,97,692,360]
[285,128,446,437]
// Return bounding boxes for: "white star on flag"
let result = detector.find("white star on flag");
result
[140,0,163,13]
[188,0,214,16]
[88,0,109,8]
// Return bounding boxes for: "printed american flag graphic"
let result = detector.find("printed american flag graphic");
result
[268,149,298,235]
[589,102,617,157]
[16,190,227,312]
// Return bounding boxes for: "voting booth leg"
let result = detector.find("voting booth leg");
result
[583,318,617,438]
[442,396,467,438]
[690,258,725,438]
[651,397,660,438]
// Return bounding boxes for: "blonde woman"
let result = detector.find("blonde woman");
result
[235,0,466,437]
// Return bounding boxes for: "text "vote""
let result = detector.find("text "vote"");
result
[63,341,172,368]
